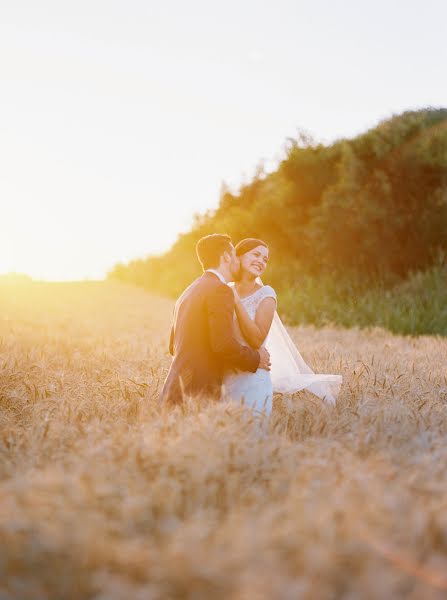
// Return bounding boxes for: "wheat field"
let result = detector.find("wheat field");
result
[1,280,447,599]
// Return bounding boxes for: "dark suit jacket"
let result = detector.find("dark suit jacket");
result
[160,272,260,405]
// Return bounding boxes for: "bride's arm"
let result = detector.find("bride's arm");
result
[234,295,276,350]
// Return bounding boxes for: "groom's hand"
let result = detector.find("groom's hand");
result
[258,347,271,371]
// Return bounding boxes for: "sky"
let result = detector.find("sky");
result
[1,0,446,280]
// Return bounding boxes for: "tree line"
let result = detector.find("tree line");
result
[109,108,447,334]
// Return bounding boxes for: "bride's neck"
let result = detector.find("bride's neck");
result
[236,275,258,293]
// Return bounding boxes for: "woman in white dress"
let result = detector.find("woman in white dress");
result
[223,238,342,415]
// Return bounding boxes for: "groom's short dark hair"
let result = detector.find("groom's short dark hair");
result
[196,234,232,270]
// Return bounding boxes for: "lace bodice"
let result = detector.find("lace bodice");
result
[239,285,277,319]
[223,284,277,412]
[230,284,277,347]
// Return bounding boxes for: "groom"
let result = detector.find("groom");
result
[160,234,271,405]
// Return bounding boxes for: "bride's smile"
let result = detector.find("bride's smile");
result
[240,246,269,279]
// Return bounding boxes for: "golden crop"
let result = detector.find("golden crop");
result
[1,281,447,599]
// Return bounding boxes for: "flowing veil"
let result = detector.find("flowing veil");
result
[257,279,342,405]
[266,311,342,405]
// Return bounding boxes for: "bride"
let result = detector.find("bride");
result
[223,238,342,414]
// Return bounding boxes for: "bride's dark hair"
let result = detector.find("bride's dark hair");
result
[235,238,268,257]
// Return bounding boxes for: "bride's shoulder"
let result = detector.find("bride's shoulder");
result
[261,285,277,299]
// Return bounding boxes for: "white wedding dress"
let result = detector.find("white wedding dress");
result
[223,284,342,415]
[223,285,277,414]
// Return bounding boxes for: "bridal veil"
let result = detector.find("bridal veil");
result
[266,311,342,405]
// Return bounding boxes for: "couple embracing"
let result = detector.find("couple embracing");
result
[161,234,342,413]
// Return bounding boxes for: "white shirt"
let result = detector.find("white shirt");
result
[206,269,227,285]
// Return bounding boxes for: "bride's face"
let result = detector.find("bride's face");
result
[240,245,269,278]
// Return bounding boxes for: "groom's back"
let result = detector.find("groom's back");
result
[160,272,229,404]
[161,269,261,405]
[171,272,222,358]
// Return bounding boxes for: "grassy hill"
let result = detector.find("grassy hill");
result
[109,108,447,335]
[2,279,447,598]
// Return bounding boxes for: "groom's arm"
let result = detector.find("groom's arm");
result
[206,284,260,373]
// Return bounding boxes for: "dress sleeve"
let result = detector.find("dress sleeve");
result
[259,286,277,305]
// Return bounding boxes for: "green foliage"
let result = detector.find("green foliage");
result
[279,263,447,336]
[109,108,447,335]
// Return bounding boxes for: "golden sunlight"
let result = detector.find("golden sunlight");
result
[2,1,447,597]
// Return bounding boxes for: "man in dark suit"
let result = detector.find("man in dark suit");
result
[160,234,271,405]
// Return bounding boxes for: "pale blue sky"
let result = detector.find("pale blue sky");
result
[1,0,446,280]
